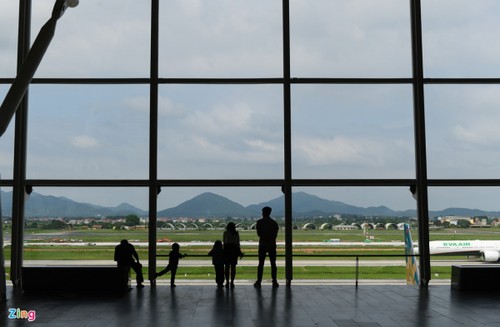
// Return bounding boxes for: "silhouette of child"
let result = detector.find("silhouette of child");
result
[154,242,186,287]
[208,240,225,288]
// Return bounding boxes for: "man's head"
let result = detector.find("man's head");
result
[120,239,128,246]
[172,242,180,251]
[262,206,272,217]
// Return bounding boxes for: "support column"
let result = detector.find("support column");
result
[410,0,431,287]
[282,0,293,286]
[148,0,160,285]
[10,0,32,288]
[0,174,6,301]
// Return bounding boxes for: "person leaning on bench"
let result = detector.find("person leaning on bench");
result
[114,239,145,288]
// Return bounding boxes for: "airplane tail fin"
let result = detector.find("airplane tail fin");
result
[404,223,420,285]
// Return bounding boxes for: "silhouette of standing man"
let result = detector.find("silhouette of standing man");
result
[254,206,279,288]
[114,239,145,288]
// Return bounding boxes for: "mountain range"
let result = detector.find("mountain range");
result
[1,190,499,219]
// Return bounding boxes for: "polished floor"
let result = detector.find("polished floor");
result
[1,280,500,327]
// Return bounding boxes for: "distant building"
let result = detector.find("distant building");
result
[333,224,358,231]
[471,217,490,228]
[441,215,472,226]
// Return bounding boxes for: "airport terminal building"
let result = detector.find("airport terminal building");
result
[1,1,500,325]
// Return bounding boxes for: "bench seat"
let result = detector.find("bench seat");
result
[451,264,500,292]
[22,266,131,292]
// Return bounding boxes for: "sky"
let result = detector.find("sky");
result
[2,0,500,213]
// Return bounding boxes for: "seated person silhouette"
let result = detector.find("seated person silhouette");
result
[114,239,144,288]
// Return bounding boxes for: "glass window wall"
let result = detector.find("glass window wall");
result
[2,1,500,284]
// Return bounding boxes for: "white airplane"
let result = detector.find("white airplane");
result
[413,239,500,262]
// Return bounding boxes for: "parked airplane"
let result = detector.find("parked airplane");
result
[409,232,500,262]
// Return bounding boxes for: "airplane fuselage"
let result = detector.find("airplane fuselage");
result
[415,240,500,262]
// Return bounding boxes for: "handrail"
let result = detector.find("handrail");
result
[156,254,418,257]
[156,253,420,288]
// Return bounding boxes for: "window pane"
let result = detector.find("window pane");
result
[31,0,150,77]
[156,186,283,264]
[23,187,148,219]
[290,0,412,77]
[426,85,500,179]
[292,85,415,178]
[21,187,148,263]
[422,0,500,77]
[159,0,282,77]
[0,87,14,180]
[0,2,18,77]
[158,186,283,218]
[428,187,500,217]
[26,85,149,179]
[158,85,284,179]
[292,187,416,217]
[0,186,12,218]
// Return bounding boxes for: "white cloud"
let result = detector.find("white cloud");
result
[451,125,479,143]
[158,96,188,118]
[294,135,412,168]
[296,136,365,166]
[121,96,149,113]
[245,139,281,154]
[451,124,500,146]
[184,102,253,135]
[422,0,500,77]
[70,135,100,149]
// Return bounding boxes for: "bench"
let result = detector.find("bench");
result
[22,266,131,292]
[451,265,500,292]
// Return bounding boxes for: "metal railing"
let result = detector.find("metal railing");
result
[156,253,420,288]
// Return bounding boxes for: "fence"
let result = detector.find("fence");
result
[157,253,421,287]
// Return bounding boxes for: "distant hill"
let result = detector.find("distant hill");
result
[0,191,147,218]
[248,192,398,217]
[158,192,256,218]
[2,190,500,218]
